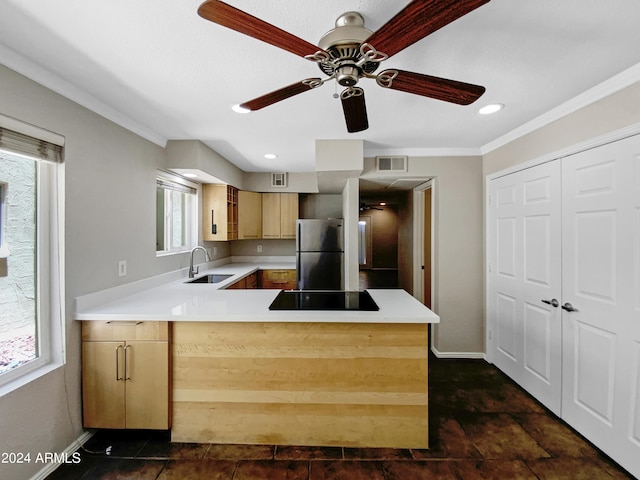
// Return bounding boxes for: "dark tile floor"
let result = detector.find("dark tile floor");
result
[359,269,399,289]
[46,357,634,479]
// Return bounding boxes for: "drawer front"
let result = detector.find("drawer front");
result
[82,321,170,342]
[261,269,296,281]
[261,279,297,290]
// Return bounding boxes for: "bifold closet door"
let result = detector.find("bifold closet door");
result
[561,134,640,475]
[488,160,562,415]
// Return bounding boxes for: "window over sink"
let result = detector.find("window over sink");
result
[156,172,197,256]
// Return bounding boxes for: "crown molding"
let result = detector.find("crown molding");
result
[0,43,167,147]
[363,147,482,158]
[480,62,640,155]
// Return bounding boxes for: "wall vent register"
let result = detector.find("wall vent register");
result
[376,156,407,172]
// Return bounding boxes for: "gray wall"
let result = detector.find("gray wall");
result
[299,193,343,219]
[362,156,485,355]
[0,64,190,480]
[483,81,640,175]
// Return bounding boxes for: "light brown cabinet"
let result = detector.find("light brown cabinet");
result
[81,321,171,430]
[202,184,238,241]
[259,269,297,289]
[262,193,299,239]
[225,271,258,289]
[238,190,262,239]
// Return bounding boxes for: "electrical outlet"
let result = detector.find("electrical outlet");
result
[257,244,263,253]
[213,246,218,256]
[118,260,127,277]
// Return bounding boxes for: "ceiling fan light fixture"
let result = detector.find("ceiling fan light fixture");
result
[231,103,251,114]
[479,103,504,115]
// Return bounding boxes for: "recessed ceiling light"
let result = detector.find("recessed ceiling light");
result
[479,104,504,115]
[264,153,278,159]
[183,173,198,178]
[231,104,251,114]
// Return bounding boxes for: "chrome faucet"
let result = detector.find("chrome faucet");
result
[189,246,210,278]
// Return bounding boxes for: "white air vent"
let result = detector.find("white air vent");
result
[271,172,288,188]
[376,156,407,173]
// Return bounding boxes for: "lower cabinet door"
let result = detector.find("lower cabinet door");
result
[82,340,170,429]
[124,341,170,429]
[82,341,126,429]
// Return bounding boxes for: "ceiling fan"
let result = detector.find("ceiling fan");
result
[198,0,490,133]
[360,202,384,212]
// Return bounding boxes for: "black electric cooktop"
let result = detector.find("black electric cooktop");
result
[268,290,379,311]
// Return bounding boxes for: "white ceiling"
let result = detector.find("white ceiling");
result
[1,0,640,174]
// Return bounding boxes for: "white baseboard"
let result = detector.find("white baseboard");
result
[30,430,94,480]
[431,347,486,360]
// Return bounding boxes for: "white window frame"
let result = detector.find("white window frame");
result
[0,153,65,396]
[156,172,197,256]
[0,181,6,258]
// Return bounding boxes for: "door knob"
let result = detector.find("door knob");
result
[562,302,579,312]
[541,298,559,308]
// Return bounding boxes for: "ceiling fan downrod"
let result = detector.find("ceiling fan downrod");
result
[309,12,387,87]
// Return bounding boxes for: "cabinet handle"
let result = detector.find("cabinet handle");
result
[124,345,132,381]
[106,321,143,326]
[115,345,124,381]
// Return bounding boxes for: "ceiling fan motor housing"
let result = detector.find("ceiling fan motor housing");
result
[317,12,379,85]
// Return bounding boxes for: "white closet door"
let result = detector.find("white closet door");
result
[561,134,640,476]
[488,160,562,414]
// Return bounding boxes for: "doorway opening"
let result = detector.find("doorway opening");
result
[358,202,400,289]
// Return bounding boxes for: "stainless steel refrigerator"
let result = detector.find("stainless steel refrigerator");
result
[296,219,344,290]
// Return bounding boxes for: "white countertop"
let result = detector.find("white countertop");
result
[75,262,439,324]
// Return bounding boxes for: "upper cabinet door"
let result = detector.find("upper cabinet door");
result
[238,190,262,239]
[261,193,299,239]
[202,184,238,241]
[280,193,299,239]
[261,193,281,239]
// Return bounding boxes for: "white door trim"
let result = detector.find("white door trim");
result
[412,179,434,305]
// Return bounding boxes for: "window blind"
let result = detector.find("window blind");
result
[0,127,64,163]
[156,176,197,195]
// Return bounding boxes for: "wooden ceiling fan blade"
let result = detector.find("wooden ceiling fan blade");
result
[240,78,323,111]
[340,87,369,133]
[198,0,324,58]
[365,0,490,58]
[377,69,485,105]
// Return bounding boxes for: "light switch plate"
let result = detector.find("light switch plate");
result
[118,260,127,277]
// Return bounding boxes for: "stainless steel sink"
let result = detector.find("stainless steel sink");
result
[186,274,233,284]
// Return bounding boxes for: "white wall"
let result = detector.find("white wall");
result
[0,64,189,480]
[342,178,360,290]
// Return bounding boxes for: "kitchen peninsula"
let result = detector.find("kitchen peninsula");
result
[76,262,439,449]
